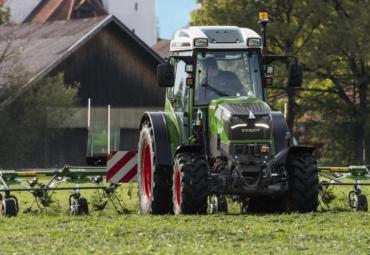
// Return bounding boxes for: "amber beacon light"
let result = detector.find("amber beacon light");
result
[259,11,269,24]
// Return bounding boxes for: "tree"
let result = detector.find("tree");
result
[0,4,78,168]
[304,1,370,164]
[0,0,9,24]
[0,73,78,168]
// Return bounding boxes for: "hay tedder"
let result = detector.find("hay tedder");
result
[0,166,126,217]
[318,165,369,211]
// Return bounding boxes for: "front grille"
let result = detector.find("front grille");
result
[227,143,270,165]
[222,102,271,115]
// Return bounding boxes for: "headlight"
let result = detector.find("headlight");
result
[247,38,262,47]
[255,123,270,129]
[259,115,271,123]
[230,116,240,123]
[194,38,208,47]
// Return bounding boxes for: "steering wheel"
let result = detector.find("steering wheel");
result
[203,83,241,99]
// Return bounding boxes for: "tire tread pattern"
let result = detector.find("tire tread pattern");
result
[176,153,208,214]
[287,153,319,212]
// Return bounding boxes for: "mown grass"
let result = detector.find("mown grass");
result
[0,182,369,255]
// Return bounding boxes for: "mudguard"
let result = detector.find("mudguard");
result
[271,111,315,162]
[271,111,290,154]
[140,112,172,167]
[270,146,315,168]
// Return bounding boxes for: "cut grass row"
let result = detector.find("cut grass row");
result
[0,182,369,254]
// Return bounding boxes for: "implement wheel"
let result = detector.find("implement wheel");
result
[76,197,89,215]
[138,121,172,214]
[208,195,228,214]
[172,153,208,215]
[69,196,89,215]
[1,197,18,217]
[286,153,319,212]
[349,191,368,212]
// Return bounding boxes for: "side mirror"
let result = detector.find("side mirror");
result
[288,63,303,87]
[157,63,174,87]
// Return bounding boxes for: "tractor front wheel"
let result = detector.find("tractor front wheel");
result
[173,153,208,215]
[138,121,172,214]
[286,153,319,212]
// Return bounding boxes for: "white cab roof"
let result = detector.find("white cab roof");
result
[170,26,262,52]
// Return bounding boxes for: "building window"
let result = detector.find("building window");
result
[135,2,138,11]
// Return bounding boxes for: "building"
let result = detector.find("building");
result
[152,39,171,59]
[0,15,165,168]
[4,0,157,46]
[101,0,157,46]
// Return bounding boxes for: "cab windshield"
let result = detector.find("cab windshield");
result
[194,50,263,105]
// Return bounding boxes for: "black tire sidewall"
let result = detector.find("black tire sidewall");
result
[2,198,17,217]
[287,153,319,213]
[172,153,208,215]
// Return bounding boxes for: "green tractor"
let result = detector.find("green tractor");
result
[137,14,318,215]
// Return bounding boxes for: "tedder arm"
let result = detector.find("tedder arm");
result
[0,166,126,216]
[318,165,369,212]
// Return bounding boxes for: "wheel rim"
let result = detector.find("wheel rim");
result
[141,142,152,200]
[174,169,181,208]
[348,191,357,209]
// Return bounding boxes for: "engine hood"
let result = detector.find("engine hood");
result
[208,96,272,144]
[209,96,271,118]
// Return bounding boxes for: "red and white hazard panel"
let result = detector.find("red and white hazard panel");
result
[106,151,138,183]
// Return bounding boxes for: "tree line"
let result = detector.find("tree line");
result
[0,6,77,168]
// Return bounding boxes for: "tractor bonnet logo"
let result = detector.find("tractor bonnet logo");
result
[241,128,260,133]
[106,151,138,183]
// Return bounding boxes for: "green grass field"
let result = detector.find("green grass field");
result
[0,182,369,255]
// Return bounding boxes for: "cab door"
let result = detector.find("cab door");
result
[166,58,191,142]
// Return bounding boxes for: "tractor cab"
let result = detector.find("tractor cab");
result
[159,26,274,154]
[194,50,263,105]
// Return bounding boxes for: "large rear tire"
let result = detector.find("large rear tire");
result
[138,121,172,214]
[286,153,319,212]
[173,153,208,215]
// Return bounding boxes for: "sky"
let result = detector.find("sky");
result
[156,0,200,39]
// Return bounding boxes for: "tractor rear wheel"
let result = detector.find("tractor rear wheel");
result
[173,153,208,215]
[138,121,172,214]
[286,153,319,212]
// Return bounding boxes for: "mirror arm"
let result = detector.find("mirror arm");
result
[263,55,297,65]
[166,55,193,65]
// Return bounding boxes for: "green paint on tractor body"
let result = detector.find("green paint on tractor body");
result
[208,96,272,144]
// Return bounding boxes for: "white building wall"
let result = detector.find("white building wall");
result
[102,0,157,46]
[4,0,41,23]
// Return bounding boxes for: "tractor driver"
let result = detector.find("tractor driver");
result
[196,57,245,104]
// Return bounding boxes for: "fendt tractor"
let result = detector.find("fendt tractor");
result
[137,12,319,215]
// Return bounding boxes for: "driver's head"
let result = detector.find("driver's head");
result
[202,57,219,77]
